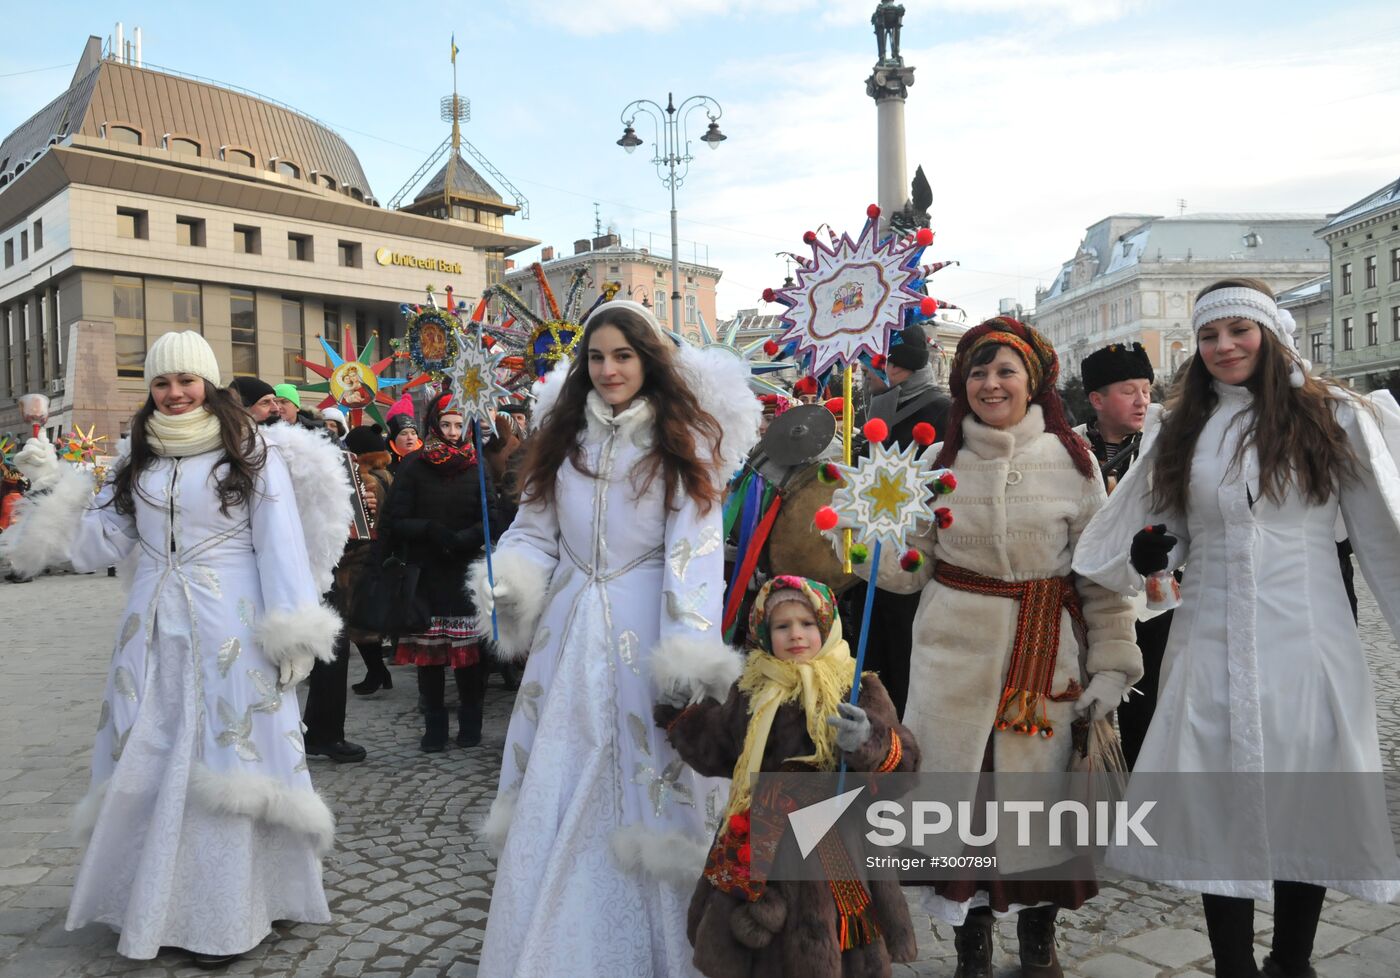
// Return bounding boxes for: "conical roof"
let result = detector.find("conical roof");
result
[414,152,503,204]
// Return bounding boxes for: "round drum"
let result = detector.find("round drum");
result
[763,462,858,594]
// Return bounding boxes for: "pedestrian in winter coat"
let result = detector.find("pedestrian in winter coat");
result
[343,424,395,695]
[379,393,496,751]
[1074,278,1400,978]
[846,317,1140,978]
[469,300,761,978]
[655,575,920,978]
[0,331,348,968]
[384,394,421,472]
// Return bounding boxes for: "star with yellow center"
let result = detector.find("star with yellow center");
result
[863,468,910,520]
[459,366,485,402]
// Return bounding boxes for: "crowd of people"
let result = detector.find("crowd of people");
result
[1,278,1398,978]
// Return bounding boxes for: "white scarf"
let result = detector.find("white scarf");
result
[145,407,224,457]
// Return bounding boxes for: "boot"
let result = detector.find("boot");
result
[952,907,994,978]
[1263,881,1325,978]
[454,665,485,747]
[351,642,393,695]
[1261,958,1316,978]
[420,710,449,753]
[1016,905,1064,978]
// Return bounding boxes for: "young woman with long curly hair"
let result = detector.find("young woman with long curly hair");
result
[469,300,761,977]
[1076,278,1400,978]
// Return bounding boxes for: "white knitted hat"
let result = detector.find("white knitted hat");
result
[143,330,221,387]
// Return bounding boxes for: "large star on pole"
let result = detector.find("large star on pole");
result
[830,439,943,552]
[297,324,431,428]
[444,333,507,424]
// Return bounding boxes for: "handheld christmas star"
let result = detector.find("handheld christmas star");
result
[444,333,508,423]
[59,424,107,464]
[297,324,430,428]
[828,439,942,553]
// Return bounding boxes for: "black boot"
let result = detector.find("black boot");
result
[1262,882,1325,978]
[417,666,448,752]
[1203,893,1262,978]
[351,642,393,695]
[1017,905,1063,978]
[952,907,994,978]
[454,664,485,747]
[420,710,449,753]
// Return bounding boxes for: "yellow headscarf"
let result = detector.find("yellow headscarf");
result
[727,576,855,817]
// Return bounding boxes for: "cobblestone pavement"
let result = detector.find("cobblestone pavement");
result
[1,573,1398,978]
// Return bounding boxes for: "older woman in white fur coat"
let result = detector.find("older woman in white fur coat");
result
[468,301,760,978]
[844,317,1139,978]
[0,332,351,967]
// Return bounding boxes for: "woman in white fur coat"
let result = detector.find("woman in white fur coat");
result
[1074,279,1400,978]
[847,317,1140,978]
[0,331,351,967]
[468,300,760,978]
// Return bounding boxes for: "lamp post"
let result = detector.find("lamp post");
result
[616,92,725,337]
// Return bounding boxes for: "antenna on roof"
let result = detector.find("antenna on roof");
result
[594,203,602,238]
[1176,198,1187,216]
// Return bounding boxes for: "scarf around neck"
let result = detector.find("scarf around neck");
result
[146,407,224,458]
[895,363,938,404]
[420,432,477,473]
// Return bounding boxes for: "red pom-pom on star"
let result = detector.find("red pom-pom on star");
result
[919,297,939,316]
[899,549,924,572]
[824,397,844,416]
[763,339,780,356]
[937,471,957,493]
[934,507,953,529]
[916,228,934,247]
[912,422,937,447]
[728,812,751,837]
[862,418,889,443]
[866,203,881,219]
[803,230,817,245]
[762,288,776,303]
[870,354,886,370]
[814,506,840,532]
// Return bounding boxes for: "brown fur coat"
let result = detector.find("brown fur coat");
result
[656,673,919,978]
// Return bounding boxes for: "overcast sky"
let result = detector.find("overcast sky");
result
[3,0,1398,324]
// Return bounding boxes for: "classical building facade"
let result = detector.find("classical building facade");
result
[504,234,720,344]
[1032,213,1329,382]
[0,37,535,441]
[1317,178,1400,389]
[1276,275,1333,375]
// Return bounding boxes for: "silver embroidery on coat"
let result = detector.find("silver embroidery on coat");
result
[284,730,309,773]
[247,669,283,714]
[632,758,695,816]
[628,713,652,757]
[116,613,140,651]
[194,565,222,597]
[518,681,544,724]
[215,697,262,762]
[96,700,110,733]
[237,598,254,627]
[216,638,241,678]
[668,527,722,584]
[529,626,552,656]
[617,630,641,676]
[110,726,130,762]
[512,742,530,775]
[664,585,713,631]
[113,666,139,702]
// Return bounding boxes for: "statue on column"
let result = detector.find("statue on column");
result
[872,0,906,65]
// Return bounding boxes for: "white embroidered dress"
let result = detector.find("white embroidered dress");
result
[62,442,335,958]
[478,392,732,978]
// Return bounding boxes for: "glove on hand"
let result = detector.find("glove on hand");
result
[278,654,316,689]
[827,702,873,753]
[448,528,483,556]
[1129,524,1177,576]
[15,436,60,491]
[1075,671,1129,721]
[477,578,512,617]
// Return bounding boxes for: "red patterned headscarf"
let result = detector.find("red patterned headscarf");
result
[419,393,478,473]
[933,316,1094,479]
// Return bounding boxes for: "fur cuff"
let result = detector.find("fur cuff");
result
[254,603,342,669]
[610,827,710,886]
[650,636,743,706]
[189,765,335,854]
[467,549,547,662]
[477,786,518,851]
[0,464,95,579]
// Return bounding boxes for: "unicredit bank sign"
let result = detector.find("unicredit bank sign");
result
[374,247,463,275]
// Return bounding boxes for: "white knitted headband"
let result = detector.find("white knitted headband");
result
[581,298,669,338]
[1191,286,1309,387]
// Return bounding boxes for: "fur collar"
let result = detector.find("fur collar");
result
[959,404,1046,460]
[355,451,392,474]
[583,391,654,444]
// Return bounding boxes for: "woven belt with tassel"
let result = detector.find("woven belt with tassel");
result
[932,561,1087,739]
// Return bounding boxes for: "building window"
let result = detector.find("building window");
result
[287,233,312,262]
[1367,311,1379,346]
[1343,317,1354,351]
[1392,306,1400,343]
[338,241,361,268]
[2,240,10,268]
[323,303,341,354]
[282,296,304,382]
[1392,248,1400,283]
[31,220,41,252]
[169,137,200,156]
[485,249,504,287]
[686,294,697,324]
[233,225,260,255]
[176,216,205,247]
[230,288,258,376]
[117,207,148,240]
[318,174,336,190]
[655,290,667,319]
[1366,255,1378,289]
[348,188,364,202]
[224,148,255,167]
[17,231,25,260]
[108,125,141,145]
[172,281,202,329]
[1311,331,1325,364]
[274,160,300,179]
[1341,263,1353,295]
[113,275,146,378]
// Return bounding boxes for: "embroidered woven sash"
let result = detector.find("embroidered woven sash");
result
[932,561,1087,738]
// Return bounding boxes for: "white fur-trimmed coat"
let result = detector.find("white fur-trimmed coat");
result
[474,356,758,978]
[8,435,341,958]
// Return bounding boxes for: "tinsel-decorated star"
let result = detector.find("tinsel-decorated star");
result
[444,333,507,423]
[297,323,429,428]
[59,424,107,464]
[481,263,594,390]
[770,209,926,376]
[0,433,18,466]
[829,439,943,552]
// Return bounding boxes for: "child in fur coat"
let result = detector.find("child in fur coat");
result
[654,575,920,978]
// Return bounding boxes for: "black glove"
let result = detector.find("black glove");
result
[446,527,484,556]
[1129,524,1177,576]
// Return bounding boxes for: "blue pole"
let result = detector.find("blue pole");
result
[474,419,499,642]
[838,538,882,793]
